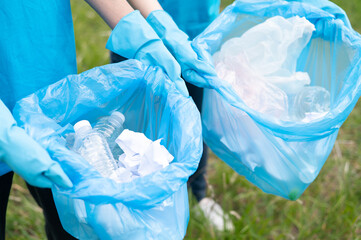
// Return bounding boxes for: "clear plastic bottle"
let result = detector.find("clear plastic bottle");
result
[94,111,125,158]
[292,86,330,120]
[73,120,117,177]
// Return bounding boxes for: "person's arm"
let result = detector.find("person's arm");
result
[126,0,163,18]
[84,0,134,29]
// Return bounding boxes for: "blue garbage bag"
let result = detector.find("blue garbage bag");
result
[286,0,352,28]
[191,0,361,200]
[13,60,202,239]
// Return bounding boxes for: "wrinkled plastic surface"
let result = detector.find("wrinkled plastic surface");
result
[0,0,77,176]
[286,0,352,28]
[213,16,316,119]
[158,0,220,39]
[13,60,202,239]
[192,0,361,200]
[214,16,315,77]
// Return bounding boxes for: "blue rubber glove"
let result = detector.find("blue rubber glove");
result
[106,10,188,96]
[147,10,218,88]
[0,100,73,189]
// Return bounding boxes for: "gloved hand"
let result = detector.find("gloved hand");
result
[0,100,73,189]
[146,10,218,88]
[106,10,188,96]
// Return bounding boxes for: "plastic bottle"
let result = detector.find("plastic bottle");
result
[94,111,125,158]
[73,120,117,177]
[292,86,330,120]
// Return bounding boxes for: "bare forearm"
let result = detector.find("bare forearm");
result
[85,0,134,29]
[127,0,163,18]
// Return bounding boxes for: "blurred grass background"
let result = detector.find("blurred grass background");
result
[5,0,361,239]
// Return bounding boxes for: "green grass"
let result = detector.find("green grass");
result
[5,0,361,239]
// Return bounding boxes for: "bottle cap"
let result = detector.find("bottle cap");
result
[111,111,125,124]
[73,120,91,132]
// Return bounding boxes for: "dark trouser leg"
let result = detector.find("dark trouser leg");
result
[0,172,13,240]
[188,142,208,202]
[26,184,77,240]
[185,81,208,202]
[110,51,209,202]
[110,51,127,64]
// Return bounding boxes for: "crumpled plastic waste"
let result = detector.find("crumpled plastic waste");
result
[213,15,330,121]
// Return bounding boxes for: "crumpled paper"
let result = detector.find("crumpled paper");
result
[110,129,174,182]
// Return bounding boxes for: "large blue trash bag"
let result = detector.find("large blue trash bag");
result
[13,60,202,239]
[191,0,361,200]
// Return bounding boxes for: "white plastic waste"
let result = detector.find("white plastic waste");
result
[292,86,331,122]
[213,15,330,121]
[198,197,234,232]
[214,60,289,117]
[73,120,117,178]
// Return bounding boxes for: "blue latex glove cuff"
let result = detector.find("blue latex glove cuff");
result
[106,11,160,59]
[106,11,189,96]
[147,10,218,88]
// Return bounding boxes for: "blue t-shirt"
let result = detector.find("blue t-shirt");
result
[0,0,77,175]
[158,0,220,39]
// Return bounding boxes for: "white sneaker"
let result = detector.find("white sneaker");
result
[198,197,234,231]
